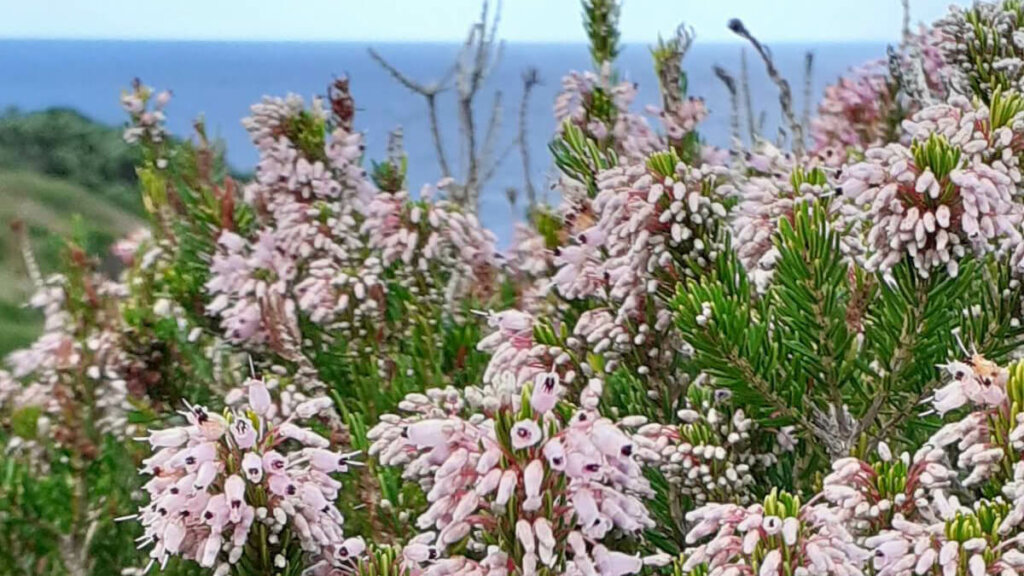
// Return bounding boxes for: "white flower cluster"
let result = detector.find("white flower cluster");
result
[121,82,171,154]
[368,383,667,576]
[937,1,1024,101]
[541,156,729,388]
[361,183,499,315]
[725,143,839,292]
[476,310,578,394]
[127,378,364,574]
[2,273,133,446]
[681,489,870,575]
[840,95,1024,278]
[207,94,383,350]
[866,502,1024,576]
[634,394,770,507]
[554,62,661,162]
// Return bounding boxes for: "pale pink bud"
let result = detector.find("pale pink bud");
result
[242,452,263,483]
[496,470,518,505]
[247,379,271,415]
[523,459,544,511]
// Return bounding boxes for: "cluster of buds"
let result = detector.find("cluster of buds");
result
[725,144,840,292]
[937,1,1024,102]
[2,268,135,451]
[368,382,665,576]
[823,443,950,536]
[554,62,660,161]
[547,152,729,391]
[866,501,1024,576]
[633,388,768,507]
[840,93,1024,278]
[475,310,582,402]
[361,183,499,316]
[681,489,869,575]
[127,378,363,574]
[206,92,386,352]
[121,79,172,167]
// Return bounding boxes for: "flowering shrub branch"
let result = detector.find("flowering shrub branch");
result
[11,2,1024,576]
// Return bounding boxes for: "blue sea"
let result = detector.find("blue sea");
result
[0,40,887,243]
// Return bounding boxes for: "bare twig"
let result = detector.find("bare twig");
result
[729,19,805,156]
[901,0,912,45]
[740,48,758,144]
[480,139,519,189]
[802,51,814,138]
[518,67,541,208]
[480,90,504,184]
[9,219,43,290]
[453,0,504,209]
[367,47,453,179]
[713,65,742,148]
[370,0,519,213]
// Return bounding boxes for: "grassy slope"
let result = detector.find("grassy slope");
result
[0,109,143,355]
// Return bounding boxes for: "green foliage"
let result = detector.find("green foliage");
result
[549,121,618,197]
[0,108,142,214]
[372,155,408,193]
[961,0,1024,102]
[910,133,962,183]
[674,192,1024,484]
[355,545,409,576]
[582,0,622,68]
[988,86,1024,129]
[284,109,329,163]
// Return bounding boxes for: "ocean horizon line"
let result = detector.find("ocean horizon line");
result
[0,37,893,47]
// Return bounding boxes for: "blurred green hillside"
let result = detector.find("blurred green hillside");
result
[0,108,144,355]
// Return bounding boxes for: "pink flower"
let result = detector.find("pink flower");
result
[511,420,543,450]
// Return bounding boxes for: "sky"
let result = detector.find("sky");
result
[0,0,972,43]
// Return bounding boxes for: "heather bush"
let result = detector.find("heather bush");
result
[10,2,1024,576]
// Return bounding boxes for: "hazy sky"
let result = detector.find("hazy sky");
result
[0,0,972,43]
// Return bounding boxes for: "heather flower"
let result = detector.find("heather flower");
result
[725,144,841,291]
[937,1,1024,102]
[368,384,659,575]
[360,183,499,314]
[554,62,660,161]
[125,378,360,574]
[633,389,770,507]
[548,152,730,389]
[865,501,1024,576]
[840,94,1024,278]
[811,61,896,164]
[681,489,869,575]
[121,80,171,165]
[810,26,946,166]
[822,444,952,536]
[476,309,577,395]
[206,92,386,352]
[2,272,134,445]
[931,355,1009,416]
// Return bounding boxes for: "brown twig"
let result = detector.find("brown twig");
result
[713,65,741,147]
[802,51,814,139]
[518,67,541,209]
[729,18,805,156]
[367,47,454,179]
[740,48,758,144]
